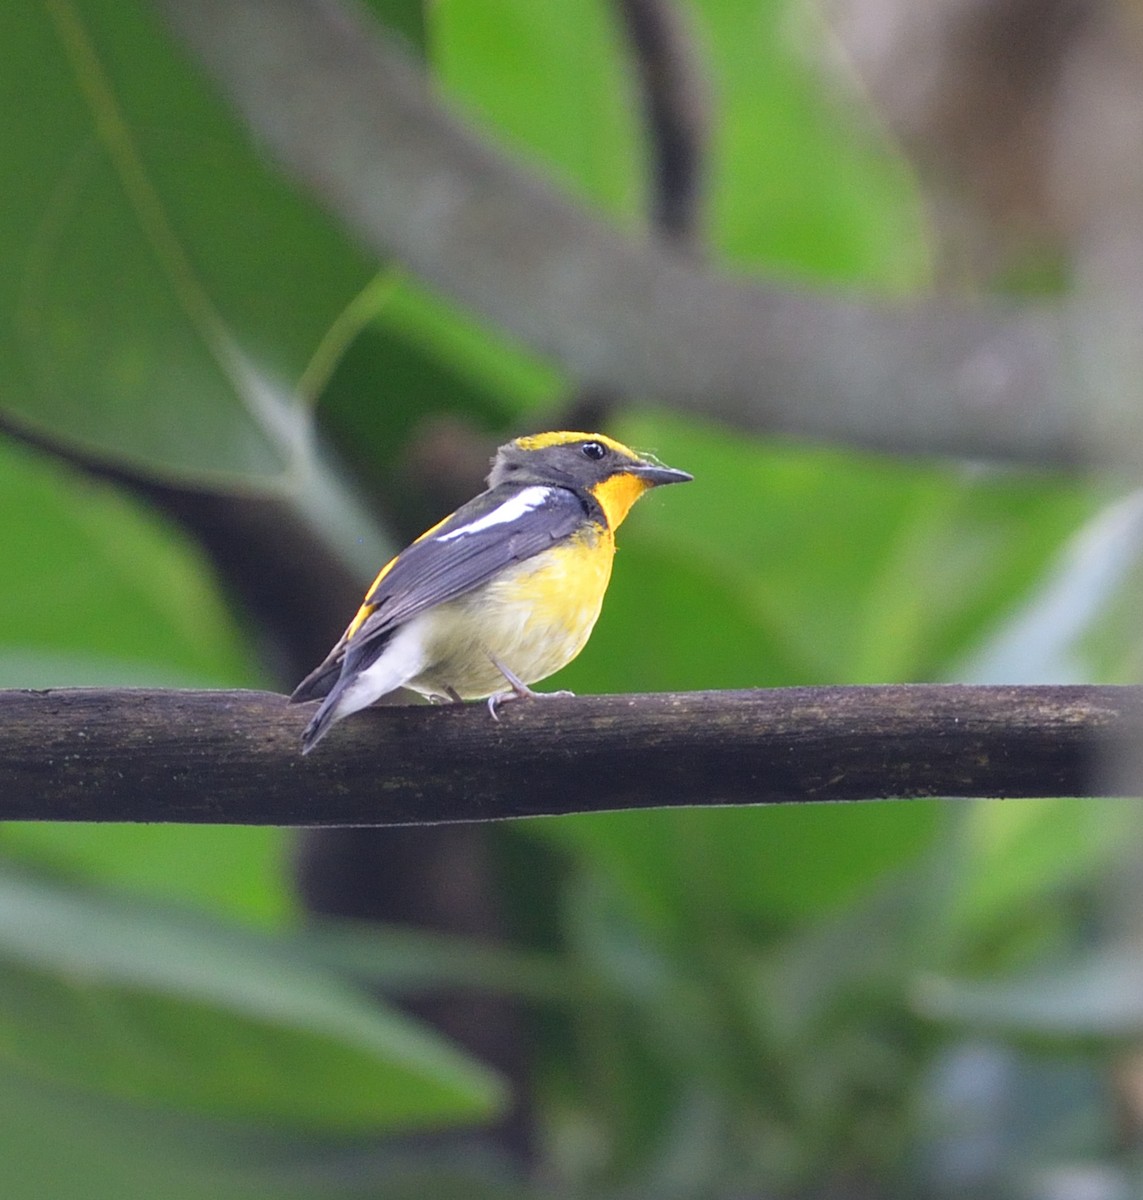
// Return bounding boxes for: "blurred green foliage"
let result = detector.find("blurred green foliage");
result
[1,1,1139,1197]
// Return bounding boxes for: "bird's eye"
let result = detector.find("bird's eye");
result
[581,441,606,460]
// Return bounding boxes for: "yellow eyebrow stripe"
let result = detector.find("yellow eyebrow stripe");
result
[514,431,640,459]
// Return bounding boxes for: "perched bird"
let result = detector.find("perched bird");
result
[292,431,692,753]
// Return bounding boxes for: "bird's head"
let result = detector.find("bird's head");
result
[488,431,692,529]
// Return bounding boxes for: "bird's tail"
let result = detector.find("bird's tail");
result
[300,690,345,755]
[298,622,428,754]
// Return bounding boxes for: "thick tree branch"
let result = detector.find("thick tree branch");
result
[1,685,1135,825]
[154,0,1114,467]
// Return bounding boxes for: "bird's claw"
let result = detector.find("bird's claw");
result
[486,686,576,722]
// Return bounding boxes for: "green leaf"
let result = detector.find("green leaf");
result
[0,825,292,929]
[958,490,1143,684]
[428,0,644,219]
[529,801,940,934]
[688,0,930,286]
[0,871,504,1130]
[315,277,562,494]
[941,798,1130,952]
[0,1067,533,1200]
[297,920,579,1003]
[1,1,376,485]
[0,1074,280,1200]
[372,279,561,416]
[362,0,429,55]
[0,438,258,686]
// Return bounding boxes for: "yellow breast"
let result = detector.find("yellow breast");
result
[410,524,616,698]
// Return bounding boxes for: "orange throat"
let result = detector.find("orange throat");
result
[591,473,651,530]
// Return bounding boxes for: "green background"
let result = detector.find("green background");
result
[0,1,1136,1196]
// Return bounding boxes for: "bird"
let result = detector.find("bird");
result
[291,431,692,753]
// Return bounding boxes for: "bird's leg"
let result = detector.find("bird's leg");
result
[444,686,464,704]
[486,656,574,721]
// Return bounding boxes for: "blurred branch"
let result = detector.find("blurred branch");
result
[2,684,1135,823]
[156,0,1105,467]
[555,0,711,434]
[614,0,711,247]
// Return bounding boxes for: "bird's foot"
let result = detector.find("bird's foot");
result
[486,656,574,722]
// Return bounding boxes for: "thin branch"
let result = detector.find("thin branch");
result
[555,0,713,432]
[1,685,1136,825]
[614,0,711,247]
[154,0,1110,466]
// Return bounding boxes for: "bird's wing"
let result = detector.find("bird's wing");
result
[290,484,588,702]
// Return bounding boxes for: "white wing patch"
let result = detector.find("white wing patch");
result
[437,485,555,541]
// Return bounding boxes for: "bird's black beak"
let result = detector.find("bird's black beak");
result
[631,461,693,487]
